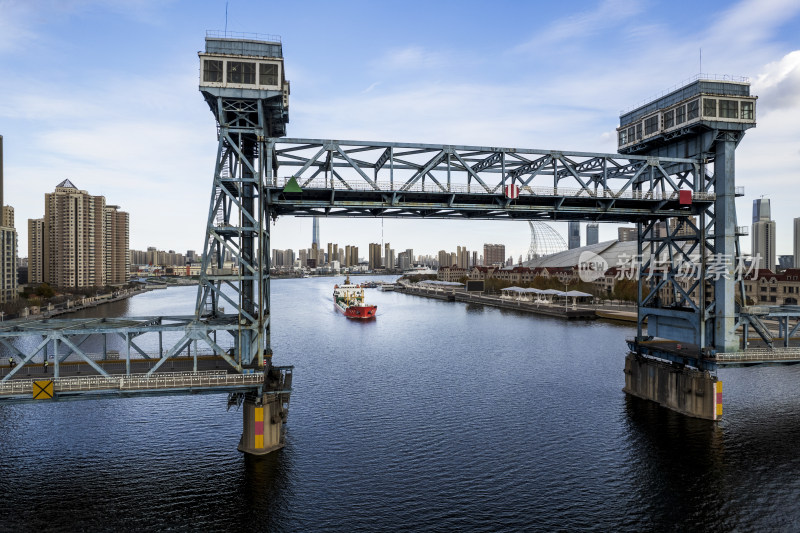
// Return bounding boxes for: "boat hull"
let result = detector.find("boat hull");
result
[334,302,377,319]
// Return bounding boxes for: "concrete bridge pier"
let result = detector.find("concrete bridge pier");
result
[623,353,722,420]
[238,392,287,455]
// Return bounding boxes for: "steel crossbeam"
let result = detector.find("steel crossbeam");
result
[263,139,708,222]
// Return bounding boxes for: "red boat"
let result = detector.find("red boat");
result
[333,277,377,319]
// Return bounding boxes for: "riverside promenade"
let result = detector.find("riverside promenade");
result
[395,285,639,322]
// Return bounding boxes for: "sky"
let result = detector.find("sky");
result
[1,0,800,262]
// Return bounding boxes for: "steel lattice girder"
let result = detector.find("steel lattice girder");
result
[194,97,273,369]
[0,315,249,383]
[263,139,708,222]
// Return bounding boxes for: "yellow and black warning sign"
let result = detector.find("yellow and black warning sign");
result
[32,380,54,400]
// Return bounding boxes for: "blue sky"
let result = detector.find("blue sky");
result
[2,0,800,262]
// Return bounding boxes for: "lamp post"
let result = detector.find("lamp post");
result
[564,279,573,311]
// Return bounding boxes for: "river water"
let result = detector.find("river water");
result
[2,276,800,532]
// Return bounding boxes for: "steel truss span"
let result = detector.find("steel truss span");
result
[265,138,710,222]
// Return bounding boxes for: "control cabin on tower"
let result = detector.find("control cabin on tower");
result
[198,32,290,137]
[617,77,756,158]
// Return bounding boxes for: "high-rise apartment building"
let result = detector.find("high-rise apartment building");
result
[0,136,18,303]
[586,223,599,246]
[28,218,44,284]
[43,180,106,287]
[568,221,580,249]
[752,221,776,271]
[31,180,129,288]
[752,198,776,271]
[398,251,412,271]
[369,243,383,270]
[456,246,470,268]
[104,205,130,284]
[618,227,637,242]
[484,244,505,266]
[0,206,16,303]
[438,250,449,268]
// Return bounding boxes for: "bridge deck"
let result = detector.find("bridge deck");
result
[0,370,268,404]
[0,356,291,404]
[630,339,800,369]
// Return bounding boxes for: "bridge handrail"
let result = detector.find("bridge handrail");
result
[271,177,715,202]
[715,348,800,362]
[0,370,264,396]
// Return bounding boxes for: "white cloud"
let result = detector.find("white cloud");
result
[374,46,448,71]
[708,0,800,50]
[752,50,800,111]
[513,0,644,53]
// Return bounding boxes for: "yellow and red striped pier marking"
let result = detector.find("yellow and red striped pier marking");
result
[254,406,264,449]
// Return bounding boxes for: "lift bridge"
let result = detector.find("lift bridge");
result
[2,34,797,452]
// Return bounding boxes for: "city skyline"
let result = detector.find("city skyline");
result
[1,1,799,261]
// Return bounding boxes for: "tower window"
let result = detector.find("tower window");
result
[203,60,223,83]
[687,100,699,120]
[644,115,659,135]
[676,105,686,124]
[227,61,256,84]
[719,99,738,119]
[663,109,674,129]
[259,63,278,86]
[741,101,754,120]
[703,98,717,117]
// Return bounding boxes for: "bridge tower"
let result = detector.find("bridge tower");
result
[617,77,757,354]
[197,32,291,454]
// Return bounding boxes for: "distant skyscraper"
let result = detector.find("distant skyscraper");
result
[104,205,130,285]
[0,136,17,303]
[32,180,129,288]
[456,246,469,268]
[753,198,770,223]
[618,227,637,242]
[312,217,320,247]
[586,223,599,246]
[568,221,580,249]
[369,243,382,270]
[483,244,505,266]
[0,206,16,302]
[794,218,800,271]
[28,218,44,284]
[752,198,775,271]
